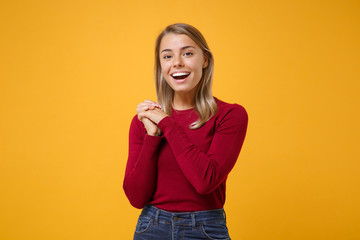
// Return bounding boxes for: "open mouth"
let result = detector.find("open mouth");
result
[171,72,190,80]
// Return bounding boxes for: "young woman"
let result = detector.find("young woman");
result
[123,23,248,240]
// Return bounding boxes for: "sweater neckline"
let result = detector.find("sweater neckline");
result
[172,107,195,114]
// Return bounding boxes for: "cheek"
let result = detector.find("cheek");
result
[162,68,171,81]
[160,61,170,72]
[191,62,204,78]
[189,58,204,72]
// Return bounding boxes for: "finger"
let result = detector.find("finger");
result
[143,100,162,109]
[143,99,156,104]
[137,102,157,110]
[137,111,146,121]
[155,102,162,108]
[151,102,162,108]
[137,104,150,110]
[136,106,149,113]
[136,105,157,114]
[137,102,152,108]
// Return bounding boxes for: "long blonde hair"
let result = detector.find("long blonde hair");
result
[154,23,217,129]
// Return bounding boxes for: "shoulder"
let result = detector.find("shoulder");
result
[212,97,248,133]
[214,97,248,122]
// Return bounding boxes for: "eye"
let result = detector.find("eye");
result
[184,52,193,57]
[162,55,172,59]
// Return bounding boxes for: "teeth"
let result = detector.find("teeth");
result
[172,72,190,77]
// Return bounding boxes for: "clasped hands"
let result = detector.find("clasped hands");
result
[136,100,168,136]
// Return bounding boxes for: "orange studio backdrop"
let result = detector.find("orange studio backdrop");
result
[0,0,359,239]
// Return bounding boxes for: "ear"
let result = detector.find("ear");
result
[203,54,209,68]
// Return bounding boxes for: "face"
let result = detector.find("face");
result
[159,33,208,96]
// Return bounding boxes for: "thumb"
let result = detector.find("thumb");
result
[137,111,147,121]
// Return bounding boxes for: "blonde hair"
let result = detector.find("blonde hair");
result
[154,23,217,129]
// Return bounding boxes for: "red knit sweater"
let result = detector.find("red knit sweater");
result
[123,98,248,212]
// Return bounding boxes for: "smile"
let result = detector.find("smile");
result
[171,72,190,80]
[171,72,190,83]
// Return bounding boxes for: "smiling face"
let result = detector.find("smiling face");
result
[159,33,208,98]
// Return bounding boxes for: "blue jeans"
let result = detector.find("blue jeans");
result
[133,204,231,240]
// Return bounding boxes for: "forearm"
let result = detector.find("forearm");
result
[157,108,248,194]
[123,117,162,208]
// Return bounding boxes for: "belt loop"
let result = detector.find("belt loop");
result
[154,209,160,226]
[191,213,196,231]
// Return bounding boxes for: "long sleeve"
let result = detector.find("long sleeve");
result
[157,105,248,195]
[123,116,162,208]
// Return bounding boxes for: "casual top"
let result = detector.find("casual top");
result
[123,98,248,212]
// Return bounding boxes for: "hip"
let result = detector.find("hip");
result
[133,204,231,240]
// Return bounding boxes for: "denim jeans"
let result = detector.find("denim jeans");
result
[133,204,231,240]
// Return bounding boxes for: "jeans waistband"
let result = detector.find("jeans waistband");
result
[141,204,226,227]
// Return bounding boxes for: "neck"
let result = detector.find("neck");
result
[173,91,196,110]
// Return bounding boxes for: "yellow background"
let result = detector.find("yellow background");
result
[1,0,359,239]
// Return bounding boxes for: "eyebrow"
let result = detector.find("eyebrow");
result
[160,46,196,54]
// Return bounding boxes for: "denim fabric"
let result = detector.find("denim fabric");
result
[133,205,231,240]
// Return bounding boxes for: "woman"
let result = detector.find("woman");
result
[123,23,248,240]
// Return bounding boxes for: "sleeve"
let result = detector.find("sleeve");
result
[123,115,162,208]
[157,105,248,194]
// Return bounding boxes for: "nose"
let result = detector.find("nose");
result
[173,54,184,67]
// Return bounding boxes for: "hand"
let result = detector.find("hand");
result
[138,107,168,125]
[136,100,163,136]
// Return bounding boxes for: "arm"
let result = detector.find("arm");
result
[158,105,248,194]
[123,116,162,208]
